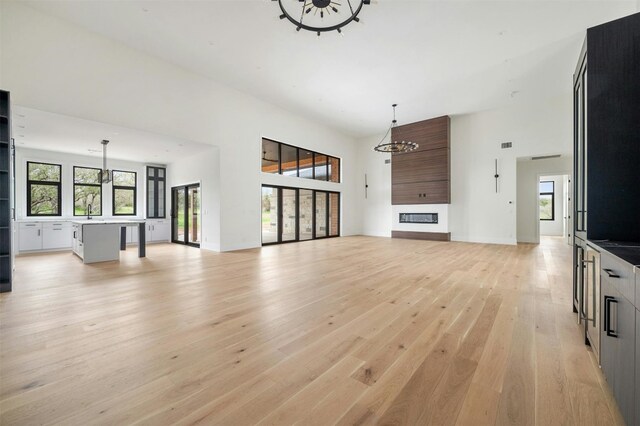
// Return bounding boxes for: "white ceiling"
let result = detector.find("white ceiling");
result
[19,0,639,138]
[12,106,212,164]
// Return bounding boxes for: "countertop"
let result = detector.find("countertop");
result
[588,240,640,266]
[72,219,145,225]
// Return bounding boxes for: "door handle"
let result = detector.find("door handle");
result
[603,269,620,278]
[591,260,596,327]
[604,296,618,338]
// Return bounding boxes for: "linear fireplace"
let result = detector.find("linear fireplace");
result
[399,213,438,224]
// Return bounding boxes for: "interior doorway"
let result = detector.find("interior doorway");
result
[171,183,201,247]
[538,174,571,243]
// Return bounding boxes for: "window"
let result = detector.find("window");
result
[314,154,328,181]
[328,157,340,183]
[280,144,298,177]
[260,138,340,182]
[147,166,166,218]
[298,149,314,179]
[73,166,102,216]
[112,170,137,216]
[539,181,555,221]
[261,139,279,174]
[27,161,62,216]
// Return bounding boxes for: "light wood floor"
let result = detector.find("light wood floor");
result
[0,236,624,425]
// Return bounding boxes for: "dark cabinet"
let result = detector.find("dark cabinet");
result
[572,12,640,329]
[601,277,636,426]
[572,12,640,244]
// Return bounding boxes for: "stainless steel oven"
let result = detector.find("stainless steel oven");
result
[584,245,600,363]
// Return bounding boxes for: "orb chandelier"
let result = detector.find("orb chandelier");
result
[373,104,419,153]
[273,0,370,36]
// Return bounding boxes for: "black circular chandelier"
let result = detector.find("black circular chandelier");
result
[274,0,371,36]
[374,104,419,153]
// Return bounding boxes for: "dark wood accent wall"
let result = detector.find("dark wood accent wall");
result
[391,116,450,205]
[391,231,451,241]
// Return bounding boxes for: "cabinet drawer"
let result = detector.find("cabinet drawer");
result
[601,251,635,303]
[18,222,42,229]
[42,222,70,230]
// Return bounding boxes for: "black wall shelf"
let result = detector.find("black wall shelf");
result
[0,90,12,292]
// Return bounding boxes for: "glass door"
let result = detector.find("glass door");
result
[188,185,201,245]
[261,186,278,244]
[281,188,297,242]
[261,185,340,246]
[171,183,200,247]
[299,189,313,241]
[172,188,186,243]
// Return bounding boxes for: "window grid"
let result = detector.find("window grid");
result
[112,170,137,216]
[26,161,62,217]
[73,166,103,217]
[261,138,340,183]
[539,181,555,221]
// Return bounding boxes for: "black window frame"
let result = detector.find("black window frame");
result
[260,184,340,246]
[112,169,137,216]
[539,180,555,221]
[26,161,62,217]
[146,166,166,219]
[261,138,340,183]
[73,166,103,217]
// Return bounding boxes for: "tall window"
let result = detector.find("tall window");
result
[27,161,62,216]
[73,167,102,216]
[147,166,166,218]
[112,170,137,216]
[539,181,555,221]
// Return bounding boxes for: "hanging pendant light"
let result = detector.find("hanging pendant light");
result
[273,0,370,36]
[100,140,112,184]
[373,104,419,153]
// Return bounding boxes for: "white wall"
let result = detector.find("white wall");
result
[0,2,361,251]
[357,94,573,245]
[539,174,565,237]
[358,134,392,237]
[169,148,221,251]
[450,95,572,245]
[516,157,572,243]
[15,147,157,220]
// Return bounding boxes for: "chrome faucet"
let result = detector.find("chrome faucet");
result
[86,204,93,220]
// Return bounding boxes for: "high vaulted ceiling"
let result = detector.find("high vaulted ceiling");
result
[20,0,639,138]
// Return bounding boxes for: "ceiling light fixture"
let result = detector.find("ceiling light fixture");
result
[373,104,419,153]
[262,150,278,163]
[100,140,112,184]
[273,0,370,36]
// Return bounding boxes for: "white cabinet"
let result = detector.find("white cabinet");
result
[126,226,138,244]
[42,223,72,250]
[18,223,42,251]
[19,221,73,252]
[145,220,170,243]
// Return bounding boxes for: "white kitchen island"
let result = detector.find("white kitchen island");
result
[72,220,146,264]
